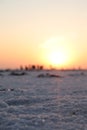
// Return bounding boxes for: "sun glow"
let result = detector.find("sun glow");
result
[40,36,76,69]
[48,50,68,66]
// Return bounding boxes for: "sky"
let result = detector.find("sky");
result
[0,0,87,69]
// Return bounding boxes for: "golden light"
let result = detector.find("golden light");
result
[40,36,77,69]
[48,50,68,66]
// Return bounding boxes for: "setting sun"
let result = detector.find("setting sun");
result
[40,36,77,69]
[48,50,68,66]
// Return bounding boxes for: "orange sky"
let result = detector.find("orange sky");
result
[0,0,87,69]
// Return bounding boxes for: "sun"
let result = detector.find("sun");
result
[40,36,76,69]
[48,50,68,66]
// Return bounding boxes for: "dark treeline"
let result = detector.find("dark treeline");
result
[0,64,86,72]
[20,65,44,71]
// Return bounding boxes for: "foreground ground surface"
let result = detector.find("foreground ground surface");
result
[0,70,87,130]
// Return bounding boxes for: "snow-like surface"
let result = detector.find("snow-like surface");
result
[0,70,87,130]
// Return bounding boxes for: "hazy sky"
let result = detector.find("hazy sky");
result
[0,0,87,69]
